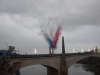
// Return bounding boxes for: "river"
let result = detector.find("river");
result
[20,63,100,75]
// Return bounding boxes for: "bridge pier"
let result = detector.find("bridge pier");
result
[13,62,21,75]
[47,67,68,75]
[47,66,58,75]
[60,67,68,75]
[61,70,68,75]
[14,69,21,75]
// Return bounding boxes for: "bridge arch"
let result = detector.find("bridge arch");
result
[12,57,61,74]
[13,62,59,75]
[65,54,100,68]
[20,64,47,75]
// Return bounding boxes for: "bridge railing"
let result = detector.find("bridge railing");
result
[10,52,94,59]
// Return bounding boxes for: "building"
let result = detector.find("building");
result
[7,46,15,54]
[90,46,100,53]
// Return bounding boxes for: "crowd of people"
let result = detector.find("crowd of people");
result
[0,52,13,75]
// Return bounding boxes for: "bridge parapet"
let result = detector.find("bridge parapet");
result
[10,56,61,72]
[10,59,21,63]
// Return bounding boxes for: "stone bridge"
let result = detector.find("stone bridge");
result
[10,53,100,75]
[10,37,100,75]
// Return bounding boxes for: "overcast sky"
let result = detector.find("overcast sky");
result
[0,0,100,54]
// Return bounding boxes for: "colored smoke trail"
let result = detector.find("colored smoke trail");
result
[42,31,54,48]
[40,18,62,51]
[53,26,62,48]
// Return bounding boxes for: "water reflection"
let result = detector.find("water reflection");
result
[20,65,47,75]
[82,64,100,75]
[69,64,93,75]
[69,63,100,75]
[20,64,100,75]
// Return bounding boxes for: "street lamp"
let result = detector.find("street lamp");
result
[18,49,19,54]
[94,48,95,53]
[82,49,83,53]
[88,49,90,52]
[73,49,75,53]
[34,48,37,54]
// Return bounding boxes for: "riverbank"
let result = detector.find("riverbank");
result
[77,56,100,66]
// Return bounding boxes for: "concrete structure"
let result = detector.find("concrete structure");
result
[7,46,15,54]
[90,46,100,53]
[10,37,100,75]
[10,53,100,75]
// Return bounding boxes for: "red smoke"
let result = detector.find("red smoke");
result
[53,26,62,48]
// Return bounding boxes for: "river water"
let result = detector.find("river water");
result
[20,63,99,75]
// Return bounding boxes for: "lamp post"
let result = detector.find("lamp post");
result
[94,48,95,53]
[82,49,83,53]
[73,49,75,53]
[88,49,90,52]
[34,48,37,55]
[18,49,19,54]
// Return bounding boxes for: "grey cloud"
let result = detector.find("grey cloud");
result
[0,0,37,14]
[0,0,100,54]
[0,0,100,27]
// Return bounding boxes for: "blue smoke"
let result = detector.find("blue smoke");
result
[42,31,54,48]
